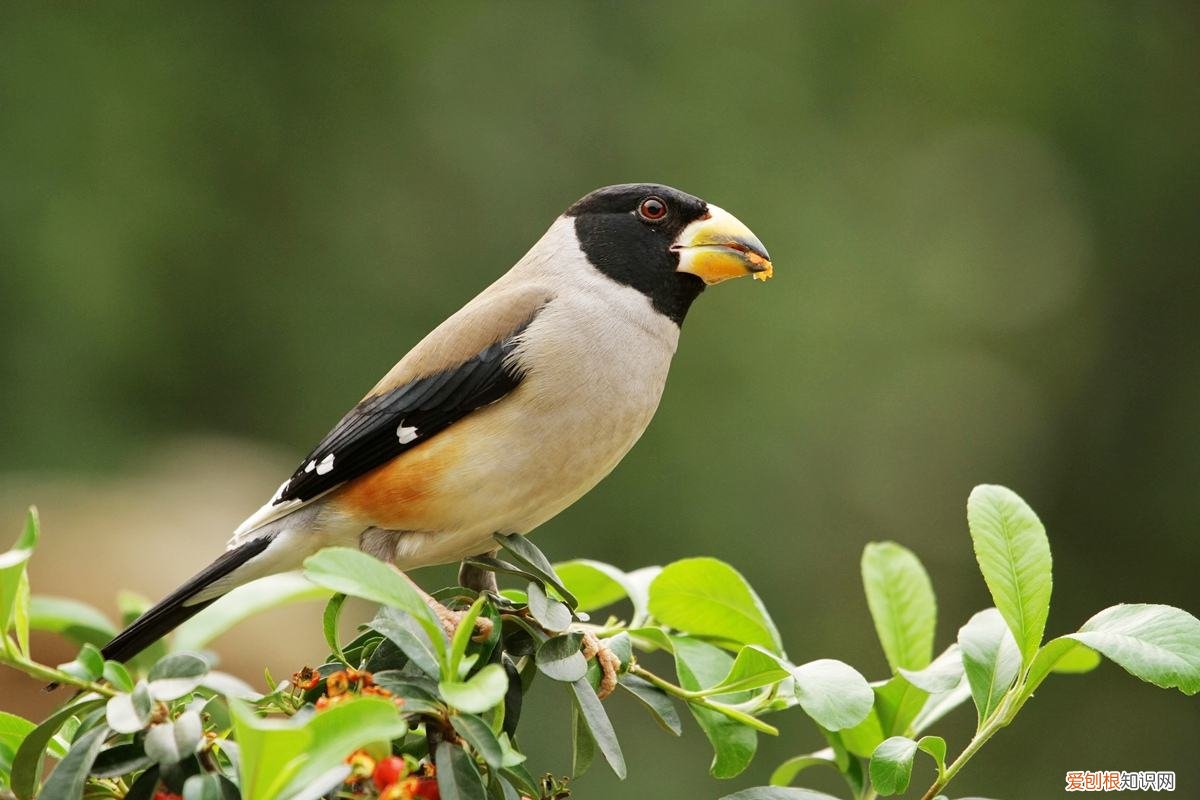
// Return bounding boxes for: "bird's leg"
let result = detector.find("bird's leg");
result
[580,631,620,700]
[458,551,500,595]
[397,570,494,642]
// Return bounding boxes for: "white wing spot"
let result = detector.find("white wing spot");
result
[270,479,291,504]
[396,424,419,445]
[304,460,316,473]
[316,453,335,475]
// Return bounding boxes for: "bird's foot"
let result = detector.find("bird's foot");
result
[581,631,620,700]
[430,600,494,643]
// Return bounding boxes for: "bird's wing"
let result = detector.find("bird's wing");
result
[231,284,552,540]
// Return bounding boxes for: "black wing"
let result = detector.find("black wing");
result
[276,318,534,504]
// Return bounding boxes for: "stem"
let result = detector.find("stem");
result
[628,664,779,736]
[0,652,117,697]
[918,694,1015,800]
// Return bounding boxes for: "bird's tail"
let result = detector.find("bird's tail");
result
[100,536,272,664]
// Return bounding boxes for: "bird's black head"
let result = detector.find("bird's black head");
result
[565,183,773,326]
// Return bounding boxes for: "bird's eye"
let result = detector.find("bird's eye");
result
[637,196,668,221]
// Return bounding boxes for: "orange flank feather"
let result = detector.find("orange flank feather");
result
[332,427,465,530]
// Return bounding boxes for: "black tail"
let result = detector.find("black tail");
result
[100,537,272,664]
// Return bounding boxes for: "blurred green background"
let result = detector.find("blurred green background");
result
[2,2,1198,797]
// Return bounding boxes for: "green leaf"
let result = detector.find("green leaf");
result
[436,740,487,800]
[230,696,407,800]
[617,675,683,735]
[899,644,965,693]
[103,660,135,692]
[322,593,350,665]
[40,725,107,800]
[1050,643,1102,673]
[535,633,587,682]
[27,595,116,648]
[0,509,39,650]
[57,642,104,682]
[554,559,633,612]
[768,751,839,786]
[174,573,331,651]
[1064,604,1200,695]
[145,710,203,764]
[839,673,930,758]
[792,658,874,731]
[493,533,578,608]
[720,788,845,800]
[570,676,626,779]
[371,606,442,678]
[703,645,790,695]
[439,663,509,714]
[869,735,918,796]
[106,681,154,733]
[525,581,571,632]
[303,547,448,671]
[672,636,756,778]
[9,697,104,800]
[183,773,225,800]
[448,596,488,678]
[450,714,504,771]
[570,700,596,777]
[90,741,155,778]
[862,541,937,672]
[148,651,210,700]
[649,558,782,653]
[917,735,947,779]
[0,711,35,788]
[967,485,1053,664]
[958,608,1021,725]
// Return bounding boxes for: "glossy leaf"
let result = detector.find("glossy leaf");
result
[525,581,571,632]
[148,652,210,700]
[650,558,782,653]
[617,675,683,735]
[704,645,790,695]
[535,632,586,682]
[183,773,225,800]
[869,735,918,795]
[862,541,937,671]
[322,593,349,665]
[448,596,488,679]
[106,681,153,733]
[57,642,104,683]
[570,676,626,779]
[436,740,487,800]
[0,509,39,647]
[9,697,104,800]
[672,636,756,778]
[303,547,447,670]
[40,725,107,800]
[958,608,1021,724]
[792,658,874,731]
[145,710,203,765]
[570,700,596,777]
[493,533,578,608]
[554,559,632,612]
[967,485,1053,664]
[371,606,442,678]
[899,644,965,693]
[451,714,504,771]
[768,751,838,786]
[0,711,35,786]
[1066,604,1200,695]
[440,663,509,714]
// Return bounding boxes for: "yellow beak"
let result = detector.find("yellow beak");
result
[672,204,773,285]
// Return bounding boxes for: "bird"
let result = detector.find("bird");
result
[99,183,773,673]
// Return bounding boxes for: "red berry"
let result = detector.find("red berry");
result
[412,777,440,800]
[373,755,409,789]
